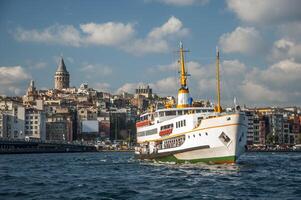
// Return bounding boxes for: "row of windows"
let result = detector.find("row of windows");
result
[163,136,185,149]
[25,130,38,135]
[26,126,38,130]
[187,132,208,139]
[25,121,38,125]
[176,120,186,128]
[160,123,173,131]
[26,116,39,119]
[157,109,213,118]
[137,128,158,137]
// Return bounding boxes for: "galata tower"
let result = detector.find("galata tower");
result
[54,57,70,90]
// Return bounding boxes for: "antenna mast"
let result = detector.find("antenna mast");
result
[215,47,222,113]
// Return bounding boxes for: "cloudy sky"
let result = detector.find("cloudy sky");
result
[1,0,301,107]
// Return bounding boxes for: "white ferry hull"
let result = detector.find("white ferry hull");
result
[136,113,248,164]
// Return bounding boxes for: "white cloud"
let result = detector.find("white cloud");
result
[222,59,246,76]
[219,27,263,55]
[238,58,301,105]
[227,0,301,24]
[148,16,189,39]
[0,66,31,95]
[80,22,135,46]
[124,16,189,55]
[269,39,301,61]
[151,0,209,6]
[15,24,82,47]
[239,81,286,103]
[150,77,178,96]
[15,22,134,47]
[260,59,301,90]
[14,17,188,55]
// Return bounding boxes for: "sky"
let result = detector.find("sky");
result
[0,0,301,107]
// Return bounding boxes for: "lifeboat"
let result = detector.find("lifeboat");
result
[159,128,173,136]
[136,120,150,128]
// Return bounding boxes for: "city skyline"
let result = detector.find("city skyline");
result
[1,0,301,107]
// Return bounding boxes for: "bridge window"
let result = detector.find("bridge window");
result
[166,111,176,116]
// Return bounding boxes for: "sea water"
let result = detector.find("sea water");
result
[0,152,300,199]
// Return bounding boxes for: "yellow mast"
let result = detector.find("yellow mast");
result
[215,47,222,113]
[180,42,187,88]
[177,42,190,108]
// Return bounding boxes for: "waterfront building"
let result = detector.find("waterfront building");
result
[46,108,76,142]
[54,57,70,90]
[245,111,254,145]
[25,108,46,141]
[290,116,301,144]
[0,111,8,138]
[268,113,284,144]
[253,115,260,144]
[6,104,25,140]
[97,112,110,139]
[109,108,136,142]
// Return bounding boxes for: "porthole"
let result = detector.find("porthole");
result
[205,132,208,136]
[199,133,201,136]
[193,134,195,137]
[188,135,190,139]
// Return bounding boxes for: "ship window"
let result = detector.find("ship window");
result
[199,133,201,136]
[184,120,186,126]
[184,110,189,114]
[193,134,195,137]
[166,111,176,116]
[178,110,183,115]
[159,112,164,117]
[188,135,190,139]
[205,132,208,136]
[219,132,231,145]
[181,121,183,127]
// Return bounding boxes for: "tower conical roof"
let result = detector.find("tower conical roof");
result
[56,57,68,72]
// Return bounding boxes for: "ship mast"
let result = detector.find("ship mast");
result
[177,42,190,108]
[180,42,187,88]
[215,47,222,113]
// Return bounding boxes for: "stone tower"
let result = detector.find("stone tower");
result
[54,57,70,90]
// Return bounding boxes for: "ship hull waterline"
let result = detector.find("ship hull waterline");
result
[135,144,244,164]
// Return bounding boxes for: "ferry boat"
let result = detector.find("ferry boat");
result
[135,42,248,164]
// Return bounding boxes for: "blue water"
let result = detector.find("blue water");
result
[0,152,300,200]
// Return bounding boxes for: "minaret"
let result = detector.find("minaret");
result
[26,80,37,98]
[177,42,190,108]
[54,57,70,90]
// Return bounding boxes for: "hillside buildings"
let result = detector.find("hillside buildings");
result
[0,56,301,147]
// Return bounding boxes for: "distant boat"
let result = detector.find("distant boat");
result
[135,42,248,164]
